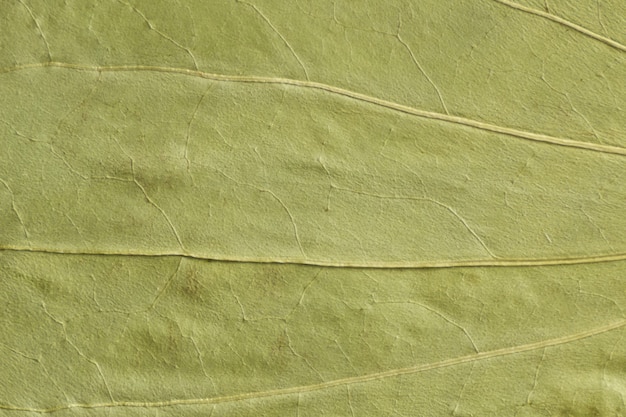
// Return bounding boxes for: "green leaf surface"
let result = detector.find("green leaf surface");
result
[1,0,625,415]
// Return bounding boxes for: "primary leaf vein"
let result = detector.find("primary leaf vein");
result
[2,246,626,269]
[2,318,624,413]
[3,61,626,157]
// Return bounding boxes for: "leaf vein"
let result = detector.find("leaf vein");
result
[492,0,626,53]
[3,62,626,157]
[2,318,624,413]
[2,246,626,269]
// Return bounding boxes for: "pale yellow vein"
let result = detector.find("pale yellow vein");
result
[492,0,626,53]
[2,245,626,269]
[1,318,624,413]
[2,61,626,157]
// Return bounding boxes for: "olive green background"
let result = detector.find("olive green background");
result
[1,0,625,415]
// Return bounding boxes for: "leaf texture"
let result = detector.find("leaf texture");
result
[1,0,625,416]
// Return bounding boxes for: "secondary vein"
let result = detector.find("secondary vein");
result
[2,61,626,157]
[1,318,624,413]
[2,245,626,269]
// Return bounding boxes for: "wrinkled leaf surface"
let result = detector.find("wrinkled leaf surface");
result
[1,0,625,415]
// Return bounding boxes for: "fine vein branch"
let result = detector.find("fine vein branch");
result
[3,61,626,157]
[2,318,624,413]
